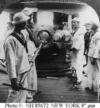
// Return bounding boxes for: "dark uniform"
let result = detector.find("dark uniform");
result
[84,31,92,54]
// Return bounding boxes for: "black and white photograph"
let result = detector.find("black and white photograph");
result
[0,0,100,104]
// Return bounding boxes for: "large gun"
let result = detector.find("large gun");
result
[2,83,36,92]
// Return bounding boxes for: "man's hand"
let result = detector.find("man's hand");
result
[41,40,47,44]
[72,48,77,51]
[11,78,22,91]
[91,58,97,65]
[70,48,77,51]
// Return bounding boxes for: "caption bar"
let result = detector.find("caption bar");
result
[0,103,98,108]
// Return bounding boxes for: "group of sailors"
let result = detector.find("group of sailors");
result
[70,18,100,94]
[54,16,100,96]
[1,6,100,103]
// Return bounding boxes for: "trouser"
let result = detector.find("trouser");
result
[84,44,89,65]
[26,63,37,102]
[86,57,100,92]
[6,70,35,103]
[29,62,37,91]
[27,62,37,101]
[71,50,84,82]
[84,42,89,55]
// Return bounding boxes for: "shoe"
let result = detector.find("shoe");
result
[85,87,91,91]
[76,81,81,85]
[74,81,82,90]
[85,87,94,94]
[35,90,41,95]
[26,98,34,103]
[70,84,81,91]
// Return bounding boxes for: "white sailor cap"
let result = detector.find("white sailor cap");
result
[22,7,38,16]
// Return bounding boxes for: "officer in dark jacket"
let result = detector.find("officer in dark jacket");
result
[84,22,93,66]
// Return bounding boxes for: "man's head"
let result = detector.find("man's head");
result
[91,23,98,33]
[63,22,69,30]
[72,17,80,29]
[12,12,30,30]
[84,22,92,32]
[22,7,38,24]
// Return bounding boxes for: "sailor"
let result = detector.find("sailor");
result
[4,12,32,102]
[84,22,93,66]
[71,17,85,89]
[86,23,100,93]
[22,7,39,100]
